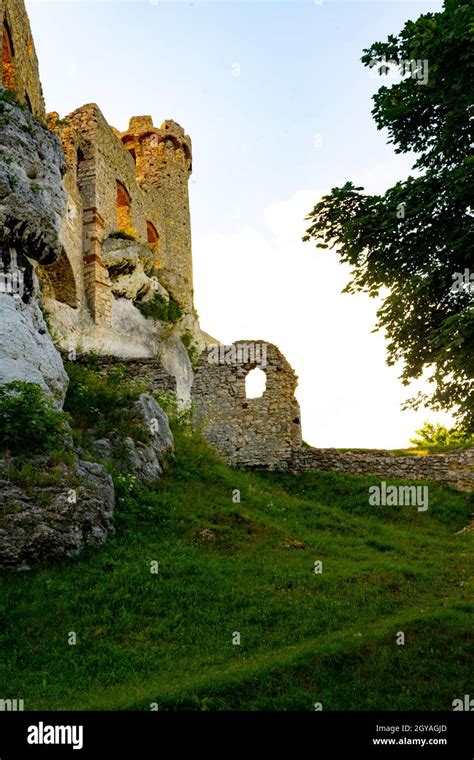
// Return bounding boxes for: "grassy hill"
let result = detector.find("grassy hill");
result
[0,366,472,711]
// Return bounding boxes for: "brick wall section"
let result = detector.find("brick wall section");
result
[192,341,303,469]
[289,446,474,492]
[0,0,45,117]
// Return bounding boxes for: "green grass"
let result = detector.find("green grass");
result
[0,424,472,711]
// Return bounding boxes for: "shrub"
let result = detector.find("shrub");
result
[180,331,200,367]
[0,382,71,456]
[0,88,24,108]
[64,363,148,443]
[136,293,183,323]
[154,391,193,436]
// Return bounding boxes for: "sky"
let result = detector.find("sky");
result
[26,0,451,448]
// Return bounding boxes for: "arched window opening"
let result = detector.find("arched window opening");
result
[116,181,132,232]
[24,92,32,113]
[2,18,15,91]
[245,367,267,399]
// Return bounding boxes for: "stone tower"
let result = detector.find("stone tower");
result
[120,116,194,312]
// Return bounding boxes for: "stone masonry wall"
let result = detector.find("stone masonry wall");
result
[192,341,303,469]
[76,355,177,396]
[191,342,473,492]
[0,0,45,117]
[2,1,195,341]
[47,106,194,327]
[289,446,474,493]
[120,117,193,312]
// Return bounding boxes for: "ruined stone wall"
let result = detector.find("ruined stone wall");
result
[192,342,303,469]
[289,446,474,492]
[51,105,189,326]
[120,117,193,311]
[1,2,195,333]
[80,355,177,395]
[0,0,44,117]
[78,108,164,245]
[191,340,473,492]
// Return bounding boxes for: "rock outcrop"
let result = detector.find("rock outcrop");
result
[0,99,117,569]
[101,236,167,302]
[0,456,115,570]
[0,289,68,405]
[0,99,66,266]
[0,98,69,404]
[93,393,174,484]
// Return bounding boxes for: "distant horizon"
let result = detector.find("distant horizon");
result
[26,0,452,448]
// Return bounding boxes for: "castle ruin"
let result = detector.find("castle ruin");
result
[0,0,472,494]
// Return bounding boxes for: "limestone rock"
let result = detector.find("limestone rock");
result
[0,291,68,405]
[101,237,166,302]
[93,438,113,460]
[159,334,194,407]
[135,393,174,451]
[101,237,155,274]
[0,456,115,570]
[0,99,67,266]
[123,394,174,483]
[0,99,69,405]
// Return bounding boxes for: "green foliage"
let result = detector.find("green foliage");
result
[180,331,200,367]
[0,382,71,457]
[136,293,183,323]
[410,421,474,450]
[64,363,149,445]
[151,390,194,453]
[303,0,474,432]
[0,420,472,709]
[167,298,184,323]
[0,88,25,109]
[6,461,77,491]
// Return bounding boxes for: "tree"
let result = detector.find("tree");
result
[303,0,474,435]
[410,421,474,450]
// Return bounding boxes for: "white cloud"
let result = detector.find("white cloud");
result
[193,187,453,448]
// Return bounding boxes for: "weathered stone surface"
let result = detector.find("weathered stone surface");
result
[134,393,174,449]
[0,291,68,404]
[0,99,69,404]
[124,394,174,483]
[93,438,113,460]
[289,446,474,493]
[81,355,176,395]
[89,394,174,484]
[102,237,155,274]
[192,341,302,469]
[0,100,66,265]
[0,456,115,570]
[0,0,46,117]
[101,237,166,301]
[159,333,194,407]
